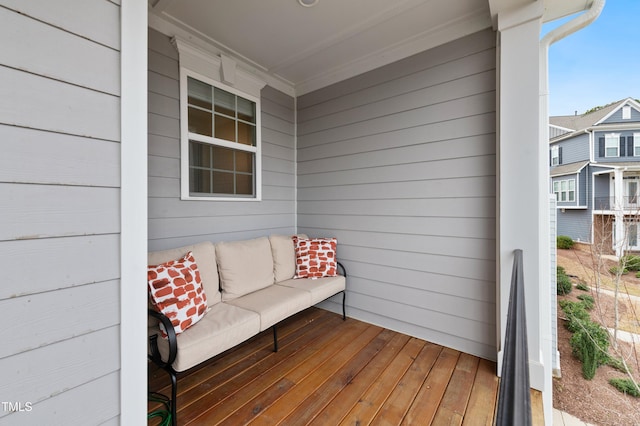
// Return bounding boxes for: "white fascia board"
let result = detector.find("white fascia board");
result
[549,128,588,144]
[550,123,575,132]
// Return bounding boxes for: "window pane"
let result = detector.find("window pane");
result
[190,168,211,193]
[561,181,567,191]
[189,141,211,167]
[553,182,559,192]
[188,77,212,110]
[237,122,255,146]
[214,115,236,142]
[238,97,256,123]
[212,171,234,194]
[568,180,575,190]
[212,146,234,171]
[629,224,638,247]
[568,191,575,202]
[188,107,212,136]
[214,87,235,117]
[236,174,253,195]
[235,151,253,173]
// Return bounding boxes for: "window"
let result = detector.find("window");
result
[605,133,619,157]
[551,146,559,166]
[623,105,631,120]
[181,72,261,200]
[553,179,575,202]
[635,134,640,156]
[175,37,266,201]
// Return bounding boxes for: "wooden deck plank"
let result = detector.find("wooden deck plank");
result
[148,308,515,426]
[431,352,480,425]
[309,333,411,426]
[462,358,499,426]
[281,329,398,424]
[402,347,461,425]
[183,314,362,424]
[248,323,384,425]
[371,341,443,425]
[339,337,425,426]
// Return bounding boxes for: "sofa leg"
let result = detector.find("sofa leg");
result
[169,368,177,426]
[272,325,278,352]
[342,291,346,320]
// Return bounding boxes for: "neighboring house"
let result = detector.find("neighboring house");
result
[550,98,640,256]
[0,1,602,425]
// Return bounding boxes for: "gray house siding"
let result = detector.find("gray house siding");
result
[593,171,611,209]
[601,105,640,124]
[551,132,590,165]
[147,29,296,251]
[296,29,497,360]
[579,167,588,205]
[0,1,121,424]
[557,209,591,242]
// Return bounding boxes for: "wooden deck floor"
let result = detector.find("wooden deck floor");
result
[149,307,542,425]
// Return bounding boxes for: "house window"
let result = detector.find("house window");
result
[634,134,640,156]
[623,106,631,120]
[605,133,620,157]
[551,146,560,166]
[182,73,260,199]
[553,179,575,202]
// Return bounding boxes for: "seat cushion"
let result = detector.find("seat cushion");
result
[148,241,221,304]
[269,234,308,283]
[216,237,275,301]
[277,276,346,305]
[152,303,260,372]
[225,285,311,331]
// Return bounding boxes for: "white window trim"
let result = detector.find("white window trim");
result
[623,105,631,120]
[174,37,266,201]
[551,146,559,166]
[554,178,575,203]
[605,133,620,158]
[634,133,640,156]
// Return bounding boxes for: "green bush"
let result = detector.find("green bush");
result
[557,236,575,249]
[609,378,640,397]
[557,266,572,295]
[577,294,595,310]
[609,266,628,275]
[559,300,590,332]
[635,271,640,279]
[621,255,640,272]
[576,283,589,291]
[570,320,610,380]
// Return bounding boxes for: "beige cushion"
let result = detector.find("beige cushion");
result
[148,241,221,305]
[216,237,274,301]
[152,303,260,372]
[269,234,308,283]
[225,285,311,331]
[277,276,346,305]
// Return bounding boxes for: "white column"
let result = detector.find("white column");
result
[496,2,552,424]
[614,168,625,257]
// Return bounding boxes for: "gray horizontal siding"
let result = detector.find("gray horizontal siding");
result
[0,1,121,423]
[147,29,296,251]
[594,130,640,162]
[556,133,590,164]
[601,105,640,124]
[556,209,591,242]
[297,29,497,360]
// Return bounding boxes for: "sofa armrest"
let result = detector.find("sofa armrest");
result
[337,261,348,279]
[148,309,178,369]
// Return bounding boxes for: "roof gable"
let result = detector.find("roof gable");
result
[595,98,640,125]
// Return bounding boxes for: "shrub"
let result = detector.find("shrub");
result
[635,271,640,279]
[609,378,640,397]
[576,283,589,291]
[559,300,590,332]
[557,266,572,295]
[609,266,628,275]
[570,320,610,380]
[577,294,595,310]
[557,236,574,249]
[621,255,640,272]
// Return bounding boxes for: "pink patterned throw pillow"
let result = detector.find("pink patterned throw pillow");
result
[148,251,208,336]
[292,236,337,278]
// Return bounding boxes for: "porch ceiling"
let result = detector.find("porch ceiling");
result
[149,0,593,96]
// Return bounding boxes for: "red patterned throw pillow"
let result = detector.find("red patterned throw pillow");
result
[292,236,337,278]
[148,251,208,336]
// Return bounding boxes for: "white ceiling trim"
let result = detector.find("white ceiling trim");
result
[295,8,492,95]
[148,10,296,97]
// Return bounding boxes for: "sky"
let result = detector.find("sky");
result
[543,0,640,117]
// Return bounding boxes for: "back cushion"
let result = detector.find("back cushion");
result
[269,234,308,283]
[216,237,274,300]
[148,241,221,305]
